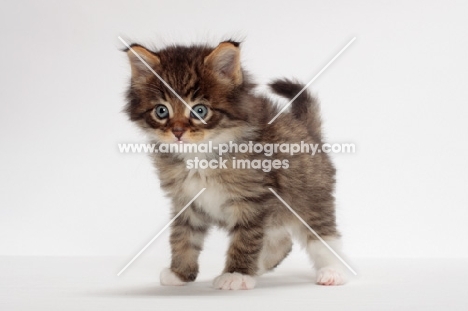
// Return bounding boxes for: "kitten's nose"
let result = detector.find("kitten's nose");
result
[172,127,185,140]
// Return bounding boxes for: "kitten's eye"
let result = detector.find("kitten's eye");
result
[155,104,169,119]
[190,104,208,119]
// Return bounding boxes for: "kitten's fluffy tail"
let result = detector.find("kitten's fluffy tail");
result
[269,79,322,139]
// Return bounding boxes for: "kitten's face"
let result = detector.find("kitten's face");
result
[125,41,253,145]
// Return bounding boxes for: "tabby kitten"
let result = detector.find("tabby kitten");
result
[124,40,348,289]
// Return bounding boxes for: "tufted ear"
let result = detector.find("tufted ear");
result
[204,41,242,85]
[126,44,160,80]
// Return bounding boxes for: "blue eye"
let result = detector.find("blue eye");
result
[155,105,169,119]
[190,104,208,119]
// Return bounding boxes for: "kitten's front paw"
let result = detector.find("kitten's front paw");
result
[316,267,347,286]
[213,272,256,290]
[160,268,187,286]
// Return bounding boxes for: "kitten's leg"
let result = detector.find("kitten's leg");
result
[290,197,348,286]
[306,237,347,286]
[213,211,264,290]
[160,210,209,286]
[257,227,292,275]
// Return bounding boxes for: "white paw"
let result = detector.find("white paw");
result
[213,272,256,290]
[160,268,187,286]
[316,267,347,286]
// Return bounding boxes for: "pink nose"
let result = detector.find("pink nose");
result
[172,127,185,139]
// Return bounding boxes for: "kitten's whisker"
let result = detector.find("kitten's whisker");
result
[119,36,207,124]
[268,188,357,276]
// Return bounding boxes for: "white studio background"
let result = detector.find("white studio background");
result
[0,0,467,263]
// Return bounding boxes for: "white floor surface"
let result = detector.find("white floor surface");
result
[1,256,467,310]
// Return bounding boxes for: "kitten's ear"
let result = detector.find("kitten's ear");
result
[125,45,160,79]
[204,42,242,85]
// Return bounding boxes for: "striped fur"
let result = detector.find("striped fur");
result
[124,40,346,288]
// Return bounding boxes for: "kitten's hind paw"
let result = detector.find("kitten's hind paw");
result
[213,272,256,290]
[316,267,347,286]
[160,268,187,286]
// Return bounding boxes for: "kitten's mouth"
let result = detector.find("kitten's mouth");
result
[173,136,187,143]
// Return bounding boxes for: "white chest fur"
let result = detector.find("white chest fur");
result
[182,169,231,223]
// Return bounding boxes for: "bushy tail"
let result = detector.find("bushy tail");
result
[269,79,322,139]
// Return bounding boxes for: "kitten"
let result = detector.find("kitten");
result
[124,40,347,289]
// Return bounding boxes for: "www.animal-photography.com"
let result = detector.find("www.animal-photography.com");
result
[1,0,467,310]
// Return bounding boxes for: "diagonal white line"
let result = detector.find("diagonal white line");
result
[117,188,206,276]
[268,188,357,275]
[118,36,207,124]
[268,37,356,124]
